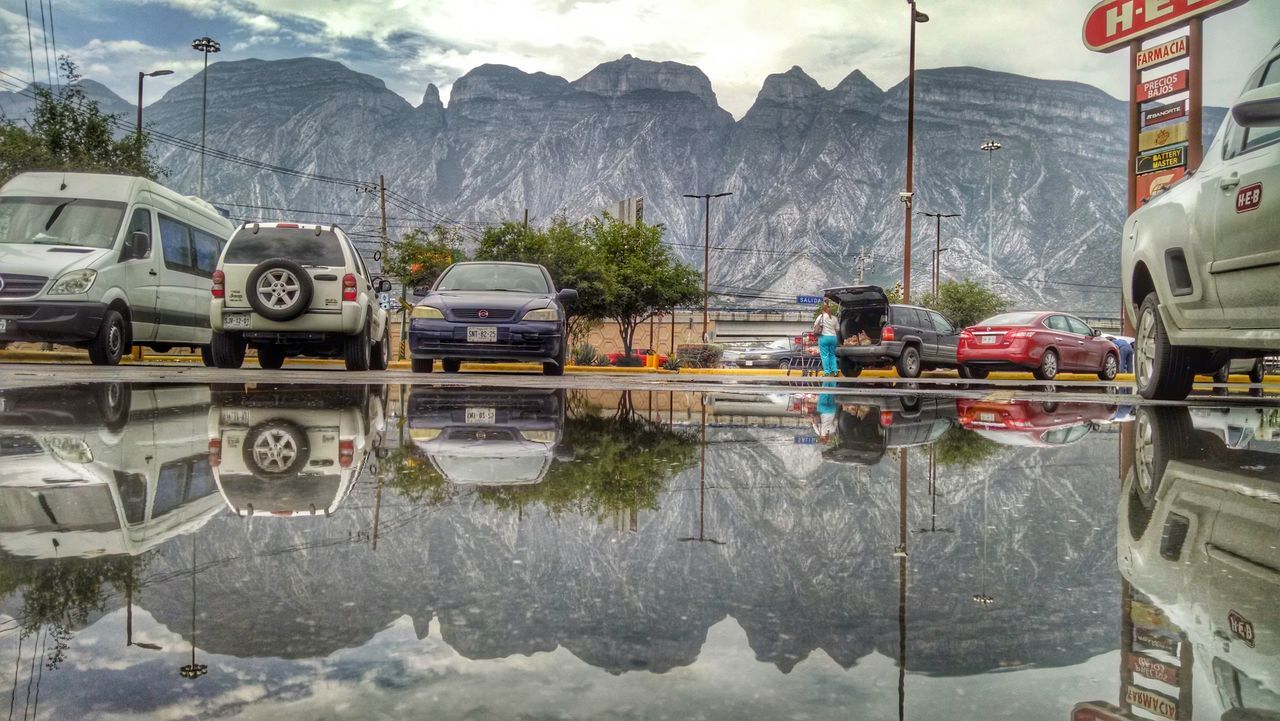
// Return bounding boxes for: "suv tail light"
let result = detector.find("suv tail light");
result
[208,438,222,467]
[276,223,299,229]
[211,270,225,299]
[880,411,895,426]
[342,274,357,302]
[882,326,895,342]
[339,439,355,468]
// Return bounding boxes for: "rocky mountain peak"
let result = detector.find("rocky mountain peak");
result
[448,64,571,106]
[571,55,719,108]
[829,69,883,111]
[740,65,827,130]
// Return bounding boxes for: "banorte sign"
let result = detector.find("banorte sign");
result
[1083,0,1248,52]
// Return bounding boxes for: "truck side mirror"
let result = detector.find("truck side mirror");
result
[128,231,151,259]
[378,279,393,293]
[1232,84,1280,127]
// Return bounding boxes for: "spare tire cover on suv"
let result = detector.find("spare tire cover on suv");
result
[247,258,314,322]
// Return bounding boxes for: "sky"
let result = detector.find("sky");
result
[1,0,1277,117]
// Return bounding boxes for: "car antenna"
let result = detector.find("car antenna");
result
[252,222,259,235]
[59,174,67,190]
[314,225,323,236]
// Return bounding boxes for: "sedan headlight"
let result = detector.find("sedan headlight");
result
[522,307,559,322]
[411,305,445,320]
[44,435,93,463]
[521,430,557,443]
[48,269,97,295]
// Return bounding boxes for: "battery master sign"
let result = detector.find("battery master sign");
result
[1136,146,1187,174]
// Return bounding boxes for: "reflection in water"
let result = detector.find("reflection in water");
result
[1,382,1275,719]
[1077,405,1280,721]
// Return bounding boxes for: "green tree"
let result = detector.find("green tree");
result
[918,280,1009,328]
[383,226,468,291]
[0,57,163,183]
[884,281,904,305]
[933,425,1003,467]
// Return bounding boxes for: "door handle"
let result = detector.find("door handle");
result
[1220,173,1241,190]
[148,269,158,276]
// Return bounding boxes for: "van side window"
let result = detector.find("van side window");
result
[158,214,223,278]
[125,209,151,258]
[191,229,222,275]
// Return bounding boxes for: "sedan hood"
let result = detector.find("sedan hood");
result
[0,243,110,279]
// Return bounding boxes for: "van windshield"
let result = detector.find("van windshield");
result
[0,197,127,249]
[224,228,347,266]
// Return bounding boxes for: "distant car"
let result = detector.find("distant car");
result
[822,285,966,378]
[956,398,1116,448]
[408,261,577,376]
[725,337,803,370]
[1212,357,1267,384]
[606,348,669,366]
[822,395,957,465]
[209,221,392,371]
[1121,43,1280,400]
[958,311,1120,381]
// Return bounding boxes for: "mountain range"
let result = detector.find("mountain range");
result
[0,56,1225,313]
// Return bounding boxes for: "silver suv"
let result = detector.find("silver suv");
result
[208,222,392,371]
[1124,43,1280,399]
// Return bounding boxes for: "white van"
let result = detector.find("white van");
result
[0,172,234,364]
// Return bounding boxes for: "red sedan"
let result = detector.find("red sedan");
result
[957,312,1120,381]
[606,348,669,366]
[956,399,1118,447]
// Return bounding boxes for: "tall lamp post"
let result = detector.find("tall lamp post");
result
[917,211,959,295]
[191,36,221,196]
[980,140,1002,271]
[682,191,733,342]
[901,0,929,304]
[135,69,173,139]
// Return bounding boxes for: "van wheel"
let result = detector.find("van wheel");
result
[345,322,372,371]
[895,345,922,378]
[210,332,246,369]
[411,357,433,373]
[94,382,131,432]
[369,323,391,371]
[257,346,286,370]
[88,309,127,366]
[1135,292,1195,400]
[1033,349,1058,381]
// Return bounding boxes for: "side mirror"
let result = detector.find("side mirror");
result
[557,288,578,304]
[411,285,430,298]
[128,231,150,259]
[378,279,393,293]
[1091,328,1101,337]
[1232,84,1280,127]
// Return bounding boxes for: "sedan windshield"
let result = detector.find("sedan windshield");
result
[767,338,791,350]
[979,312,1042,326]
[0,197,127,249]
[437,264,550,293]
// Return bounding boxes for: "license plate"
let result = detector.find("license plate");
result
[0,319,8,333]
[221,410,249,425]
[979,412,997,422]
[467,326,497,343]
[744,360,754,366]
[466,407,496,424]
[223,313,250,329]
[980,335,997,345]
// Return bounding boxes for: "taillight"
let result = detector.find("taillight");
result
[208,438,221,467]
[276,223,299,229]
[339,439,354,468]
[1009,330,1033,339]
[880,411,895,426]
[882,326,895,342]
[342,274,357,302]
[211,270,225,299]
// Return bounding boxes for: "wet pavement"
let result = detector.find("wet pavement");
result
[0,378,1276,720]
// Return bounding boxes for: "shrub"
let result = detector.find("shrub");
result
[662,356,683,371]
[676,343,724,368]
[571,343,601,366]
[614,355,645,368]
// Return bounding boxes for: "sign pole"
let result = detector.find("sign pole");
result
[1187,17,1204,172]
[1123,40,1140,335]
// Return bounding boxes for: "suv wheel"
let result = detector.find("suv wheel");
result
[243,419,310,478]
[258,346,286,370]
[839,357,862,377]
[1098,353,1119,381]
[344,321,372,371]
[210,331,246,369]
[442,359,461,373]
[411,357,434,373]
[1033,349,1058,381]
[369,323,391,371]
[247,258,314,322]
[1249,360,1265,384]
[895,345,921,378]
[1135,292,1195,400]
[88,309,127,366]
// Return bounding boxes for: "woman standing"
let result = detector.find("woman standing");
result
[813,301,839,377]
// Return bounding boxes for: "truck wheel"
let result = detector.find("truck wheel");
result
[1135,292,1195,400]
[369,323,391,371]
[211,331,246,369]
[895,345,921,378]
[257,346,286,370]
[344,321,372,371]
[411,357,433,373]
[88,309,127,366]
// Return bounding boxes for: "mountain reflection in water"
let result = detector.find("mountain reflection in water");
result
[0,382,1274,719]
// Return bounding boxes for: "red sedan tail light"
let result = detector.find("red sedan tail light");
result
[211,270,225,299]
[342,274,357,302]
[1008,329,1035,339]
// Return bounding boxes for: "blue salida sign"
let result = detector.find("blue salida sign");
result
[796,295,822,305]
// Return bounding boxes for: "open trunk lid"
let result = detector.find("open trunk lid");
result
[823,285,888,309]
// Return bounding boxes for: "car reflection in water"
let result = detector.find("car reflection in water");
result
[0,383,222,559]
[957,398,1117,448]
[1108,405,1280,719]
[823,393,956,464]
[407,388,565,485]
[207,385,385,517]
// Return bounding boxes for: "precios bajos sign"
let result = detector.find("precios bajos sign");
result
[1083,0,1248,52]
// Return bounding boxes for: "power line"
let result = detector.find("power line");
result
[37,0,51,87]
[46,0,56,89]
[22,0,36,84]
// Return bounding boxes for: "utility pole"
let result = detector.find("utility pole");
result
[378,175,388,260]
[902,1,929,304]
[981,140,1002,271]
[682,191,733,343]
[857,248,866,284]
[917,211,959,295]
[523,208,529,231]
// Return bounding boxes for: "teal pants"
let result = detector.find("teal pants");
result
[819,334,838,375]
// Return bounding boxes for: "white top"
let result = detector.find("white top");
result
[813,312,838,336]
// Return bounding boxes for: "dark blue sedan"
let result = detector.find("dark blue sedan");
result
[408,262,577,376]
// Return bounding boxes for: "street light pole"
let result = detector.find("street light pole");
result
[135,69,173,157]
[191,36,221,197]
[683,191,732,343]
[902,1,929,304]
[917,211,959,295]
[980,140,1001,271]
